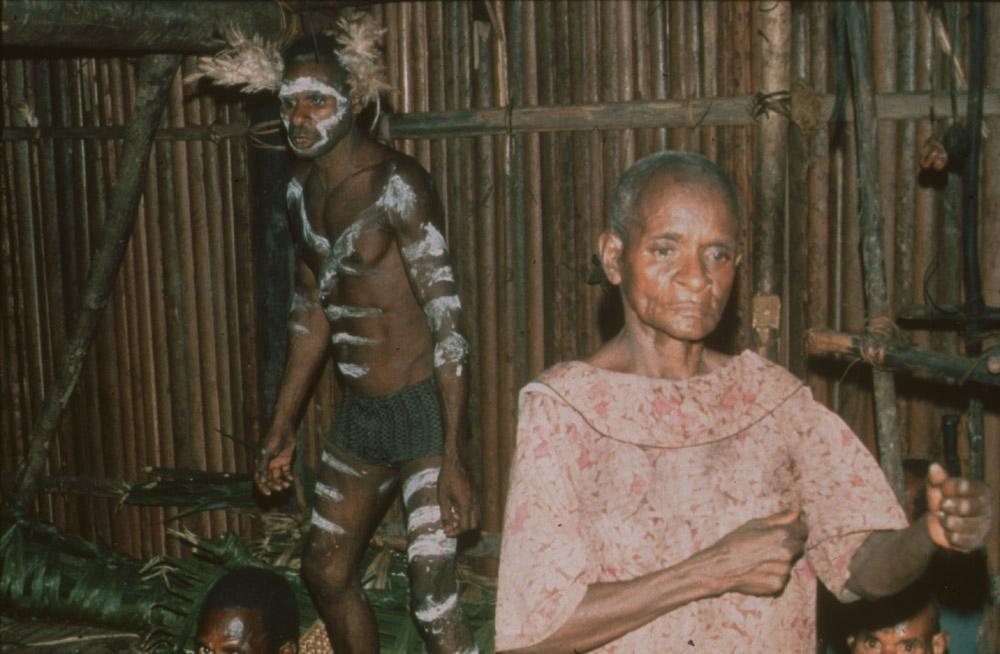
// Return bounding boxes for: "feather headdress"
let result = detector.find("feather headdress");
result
[334,10,393,107]
[186,27,284,94]
[188,11,391,110]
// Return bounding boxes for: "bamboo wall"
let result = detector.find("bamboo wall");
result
[2,1,998,592]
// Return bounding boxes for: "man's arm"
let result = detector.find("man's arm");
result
[255,260,331,495]
[503,508,806,653]
[387,166,475,536]
[846,463,993,599]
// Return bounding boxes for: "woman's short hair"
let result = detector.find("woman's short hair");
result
[609,150,741,239]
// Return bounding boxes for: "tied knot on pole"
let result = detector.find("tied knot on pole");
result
[750,90,791,121]
[860,316,898,368]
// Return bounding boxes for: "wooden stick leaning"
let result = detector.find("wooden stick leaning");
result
[13,54,183,513]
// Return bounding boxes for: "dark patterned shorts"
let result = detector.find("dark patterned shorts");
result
[327,376,444,467]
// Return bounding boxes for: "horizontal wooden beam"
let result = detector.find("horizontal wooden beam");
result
[806,328,1000,388]
[5,90,999,143]
[2,0,286,53]
[382,89,1000,139]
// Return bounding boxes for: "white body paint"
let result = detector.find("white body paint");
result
[331,332,378,346]
[322,450,363,477]
[424,295,462,332]
[427,265,455,286]
[325,304,383,321]
[406,505,442,532]
[403,467,440,507]
[376,174,417,216]
[414,592,458,624]
[434,332,468,376]
[314,481,344,503]
[329,219,368,276]
[290,290,317,313]
[401,223,447,261]
[289,321,310,336]
[287,179,332,256]
[408,530,457,560]
[337,362,370,378]
[311,511,348,536]
[378,477,396,494]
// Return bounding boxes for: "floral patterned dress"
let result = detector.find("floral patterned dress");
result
[495,351,906,652]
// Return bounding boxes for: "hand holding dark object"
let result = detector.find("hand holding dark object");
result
[703,507,808,596]
[254,424,296,496]
[925,462,993,553]
[438,458,478,537]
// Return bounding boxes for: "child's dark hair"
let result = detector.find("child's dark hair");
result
[198,566,299,649]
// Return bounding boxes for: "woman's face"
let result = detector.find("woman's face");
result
[603,176,739,343]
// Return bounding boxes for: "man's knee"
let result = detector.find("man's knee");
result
[301,532,357,598]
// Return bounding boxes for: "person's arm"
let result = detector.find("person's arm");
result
[503,508,807,653]
[846,463,993,599]
[255,259,331,495]
[387,166,475,536]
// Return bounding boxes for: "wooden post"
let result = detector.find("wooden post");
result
[843,1,905,503]
[13,53,182,513]
[751,0,790,364]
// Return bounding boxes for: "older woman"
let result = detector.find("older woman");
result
[494,151,992,652]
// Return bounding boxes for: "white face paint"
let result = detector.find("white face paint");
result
[331,332,378,346]
[289,321,310,336]
[376,174,418,216]
[337,362,369,378]
[287,179,331,256]
[401,223,448,261]
[406,504,442,532]
[402,467,439,508]
[314,481,344,503]
[434,332,468,376]
[325,304,384,321]
[407,530,457,561]
[310,511,347,536]
[413,592,458,624]
[279,76,349,157]
[424,295,462,332]
[321,450,363,477]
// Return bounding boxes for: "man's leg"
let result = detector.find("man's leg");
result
[301,446,398,654]
[400,457,478,654]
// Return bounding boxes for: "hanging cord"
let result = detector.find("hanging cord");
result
[249,118,287,151]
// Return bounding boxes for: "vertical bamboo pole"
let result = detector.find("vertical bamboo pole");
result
[555,0,577,363]
[686,0,703,154]
[618,1,635,166]
[569,3,590,356]
[650,0,668,151]
[701,1,719,162]
[750,0,790,365]
[844,1,904,502]
[413,2,432,171]
[979,5,1000,648]
[668,2,688,151]
[894,2,919,446]
[13,53,182,513]
[787,2,809,379]
[537,0,559,364]
[522,1,544,379]
[806,1,833,407]
[474,15,500,534]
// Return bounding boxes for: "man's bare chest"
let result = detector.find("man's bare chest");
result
[286,177,395,297]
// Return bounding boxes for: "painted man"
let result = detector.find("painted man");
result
[254,33,478,654]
